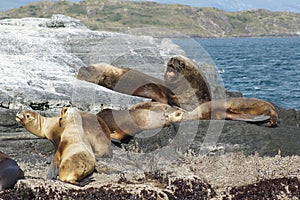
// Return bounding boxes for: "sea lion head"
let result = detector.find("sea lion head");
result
[16,110,47,138]
[59,107,82,130]
[16,110,38,128]
[77,64,103,84]
[164,106,185,125]
[164,55,199,84]
[164,55,186,84]
[77,63,127,88]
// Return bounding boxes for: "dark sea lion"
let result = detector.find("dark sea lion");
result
[97,102,184,141]
[77,63,174,104]
[52,107,95,185]
[0,152,24,191]
[16,109,111,158]
[181,98,278,126]
[164,55,211,110]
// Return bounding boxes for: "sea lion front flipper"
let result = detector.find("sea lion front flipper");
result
[47,162,59,180]
[230,113,270,122]
[47,157,59,180]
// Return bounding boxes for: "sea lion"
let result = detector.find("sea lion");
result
[97,102,184,141]
[164,55,211,110]
[16,109,111,158]
[77,63,174,104]
[181,98,278,126]
[52,107,95,185]
[0,151,24,191]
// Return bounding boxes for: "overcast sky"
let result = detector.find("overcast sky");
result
[1,0,299,13]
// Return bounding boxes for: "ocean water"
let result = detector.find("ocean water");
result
[173,37,300,110]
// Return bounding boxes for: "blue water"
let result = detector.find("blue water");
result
[173,37,300,110]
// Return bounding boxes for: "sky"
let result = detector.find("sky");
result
[1,0,300,13]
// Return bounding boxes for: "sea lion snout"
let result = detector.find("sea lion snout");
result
[16,112,24,123]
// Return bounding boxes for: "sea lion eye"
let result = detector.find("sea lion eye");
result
[179,61,185,69]
[26,114,30,118]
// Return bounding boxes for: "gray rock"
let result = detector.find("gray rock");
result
[0,15,186,114]
[43,14,87,29]
[124,108,300,156]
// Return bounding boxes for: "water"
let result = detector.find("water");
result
[173,37,300,110]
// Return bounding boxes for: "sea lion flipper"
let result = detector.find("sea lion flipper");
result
[111,138,122,144]
[47,161,59,180]
[233,114,270,122]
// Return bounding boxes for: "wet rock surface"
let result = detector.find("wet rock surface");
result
[0,15,299,199]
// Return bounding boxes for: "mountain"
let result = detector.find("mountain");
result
[1,0,300,13]
[1,0,300,38]
[132,0,300,13]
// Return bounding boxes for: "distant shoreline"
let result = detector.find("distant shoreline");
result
[153,34,300,39]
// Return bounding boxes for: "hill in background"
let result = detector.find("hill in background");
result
[1,0,300,37]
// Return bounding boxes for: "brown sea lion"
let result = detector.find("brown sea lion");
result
[52,107,95,185]
[16,110,111,158]
[0,151,24,191]
[97,102,184,141]
[77,63,174,104]
[164,55,211,110]
[181,98,278,126]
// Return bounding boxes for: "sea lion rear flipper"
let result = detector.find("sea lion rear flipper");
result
[77,175,95,187]
[111,138,121,144]
[232,114,270,122]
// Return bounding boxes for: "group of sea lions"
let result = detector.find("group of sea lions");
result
[78,55,278,140]
[10,55,278,187]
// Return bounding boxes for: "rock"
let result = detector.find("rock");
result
[43,14,87,29]
[123,107,300,156]
[0,15,187,114]
[0,108,18,127]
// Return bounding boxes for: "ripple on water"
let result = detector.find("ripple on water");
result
[174,37,300,110]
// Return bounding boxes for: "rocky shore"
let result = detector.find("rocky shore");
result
[0,15,299,199]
